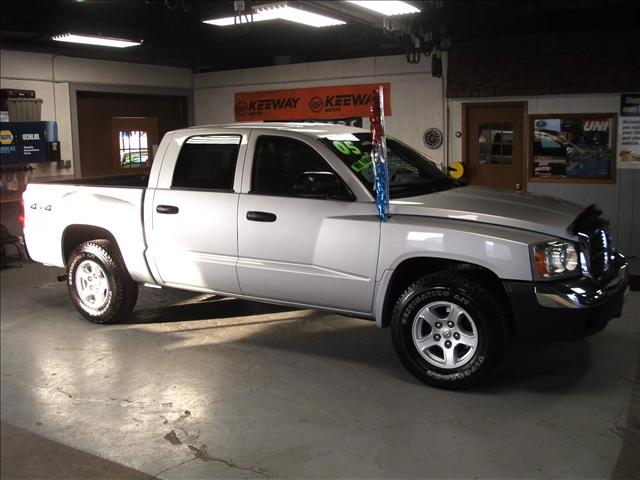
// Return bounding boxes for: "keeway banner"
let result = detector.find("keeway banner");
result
[234,83,391,122]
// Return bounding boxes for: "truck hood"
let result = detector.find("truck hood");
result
[389,186,584,239]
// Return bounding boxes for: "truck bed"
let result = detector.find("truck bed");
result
[22,179,154,284]
[41,173,149,188]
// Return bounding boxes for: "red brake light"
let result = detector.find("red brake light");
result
[19,199,25,229]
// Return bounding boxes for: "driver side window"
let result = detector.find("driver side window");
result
[251,135,341,197]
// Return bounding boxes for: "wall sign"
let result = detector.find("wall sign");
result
[234,83,391,122]
[0,122,55,165]
[618,93,640,169]
[530,114,616,182]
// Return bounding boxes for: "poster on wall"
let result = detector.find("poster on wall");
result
[530,114,616,181]
[0,122,53,165]
[618,93,640,169]
[234,83,391,122]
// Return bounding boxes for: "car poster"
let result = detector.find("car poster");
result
[531,114,616,179]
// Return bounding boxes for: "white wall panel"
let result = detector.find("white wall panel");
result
[54,56,192,88]
[0,50,54,81]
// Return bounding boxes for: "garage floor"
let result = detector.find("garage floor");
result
[1,261,639,479]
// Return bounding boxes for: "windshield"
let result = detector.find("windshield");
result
[320,133,462,198]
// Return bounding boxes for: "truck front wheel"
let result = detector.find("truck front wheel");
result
[391,271,509,389]
[67,240,138,324]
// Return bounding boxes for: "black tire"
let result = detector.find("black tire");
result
[67,240,138,324]
[391,270,509,390]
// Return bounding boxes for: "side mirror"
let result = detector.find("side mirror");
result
[294,171,343,199]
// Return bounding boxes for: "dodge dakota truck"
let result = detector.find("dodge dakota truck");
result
[22,123,629,389]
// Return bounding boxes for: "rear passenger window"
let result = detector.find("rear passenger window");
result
[251,135,333,196]
[172,135,241,190]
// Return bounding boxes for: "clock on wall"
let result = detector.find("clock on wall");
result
[423,127,443,149]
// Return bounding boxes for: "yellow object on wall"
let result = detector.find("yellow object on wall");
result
[449,161,464,179]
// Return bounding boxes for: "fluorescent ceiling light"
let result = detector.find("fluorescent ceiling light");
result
[204,3,345,28]
[203,12,272,26]
[257,4,346,27]
[52,33,142,48]
[347,1,420,15]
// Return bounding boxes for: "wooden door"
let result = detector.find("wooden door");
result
[111,117,159,174]
[77,92,188,177]
[463,102,526,191]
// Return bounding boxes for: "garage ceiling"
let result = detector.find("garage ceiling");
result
[1,0,638,72]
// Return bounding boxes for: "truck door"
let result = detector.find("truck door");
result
[146,133,244,293]
[236,134,380,314]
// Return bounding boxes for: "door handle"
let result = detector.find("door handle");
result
[156,205,179,214]
[246,211,277,222]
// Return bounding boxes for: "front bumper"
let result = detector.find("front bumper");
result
[503,254,629,339]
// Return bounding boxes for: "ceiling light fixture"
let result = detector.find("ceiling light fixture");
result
[52,33,142,48]
[203,11,272,26]
[347,1,420,16]
[203,3,345,28]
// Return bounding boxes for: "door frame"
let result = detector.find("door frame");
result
[462,101,528,191]
[70,83,193,178]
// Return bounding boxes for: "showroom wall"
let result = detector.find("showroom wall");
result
[449,94,639,256]
[445,30,639,255]
[0,49,192,179]
[194,54,446,164]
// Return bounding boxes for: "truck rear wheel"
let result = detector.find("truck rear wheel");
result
[67,240,138,324]
[391,271,509,389]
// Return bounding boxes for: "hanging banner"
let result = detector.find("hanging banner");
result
[370,86,390,221]
[234,83,391,122]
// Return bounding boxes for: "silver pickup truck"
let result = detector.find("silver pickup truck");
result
[23,123,629,389]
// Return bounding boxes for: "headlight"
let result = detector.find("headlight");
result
[531,240,580,280]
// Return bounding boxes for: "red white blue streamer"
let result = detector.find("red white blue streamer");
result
[370,86,390,221]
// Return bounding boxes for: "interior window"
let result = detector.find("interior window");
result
[251,135,339,197]
[118,130,149,168]
[172,135,240,190]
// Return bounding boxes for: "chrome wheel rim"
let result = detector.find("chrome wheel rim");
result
[75,260,110,310]
[412,301,479,369]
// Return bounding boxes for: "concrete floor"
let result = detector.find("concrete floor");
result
[1,261,639,479]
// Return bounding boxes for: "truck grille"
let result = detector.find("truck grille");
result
[583,227,611,278]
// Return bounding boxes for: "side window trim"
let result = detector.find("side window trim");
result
[171,134,242,192]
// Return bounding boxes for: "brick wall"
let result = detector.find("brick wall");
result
[447,29,640,98]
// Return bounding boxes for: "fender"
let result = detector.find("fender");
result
[372,215,553,327]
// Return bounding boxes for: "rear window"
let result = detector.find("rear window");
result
[172,135,241,191]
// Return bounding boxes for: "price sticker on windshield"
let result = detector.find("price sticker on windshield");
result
[351,156,373,173]
[332,140,362,155]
